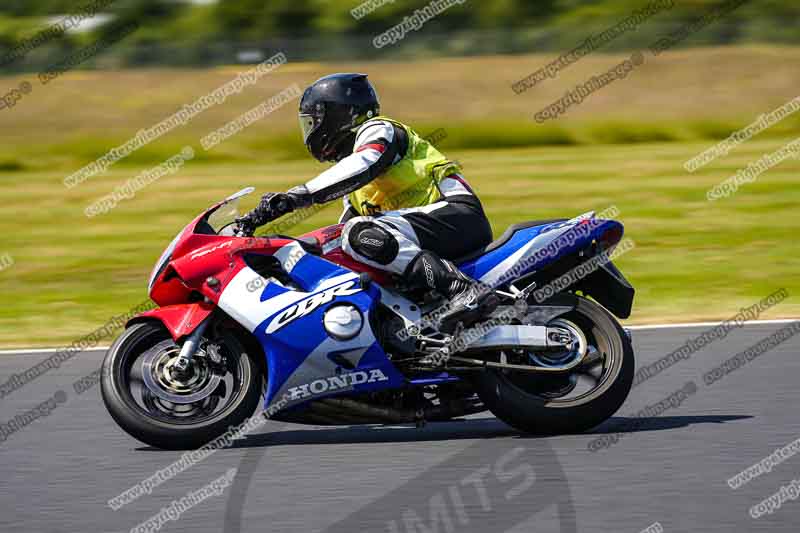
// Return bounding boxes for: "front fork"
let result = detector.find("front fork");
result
[173,314,213,372]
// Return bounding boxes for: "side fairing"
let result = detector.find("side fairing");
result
[458,217,623,287]
[217,244,404,412]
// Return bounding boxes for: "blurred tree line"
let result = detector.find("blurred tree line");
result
[0,0,797,70]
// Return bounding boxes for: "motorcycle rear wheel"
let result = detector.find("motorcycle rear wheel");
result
[472,295,634,434]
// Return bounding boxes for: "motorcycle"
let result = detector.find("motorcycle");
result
[101,187,636,449]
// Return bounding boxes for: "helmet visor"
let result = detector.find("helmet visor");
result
[299,114,317,144]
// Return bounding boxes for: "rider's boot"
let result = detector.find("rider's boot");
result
[406,251,499,334]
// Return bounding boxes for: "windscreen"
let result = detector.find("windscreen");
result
[205,187,255,235]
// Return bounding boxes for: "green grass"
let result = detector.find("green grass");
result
[2,46,799,346]
[0,135,798,347]
[4,44,800,171]
[7,115,800,173]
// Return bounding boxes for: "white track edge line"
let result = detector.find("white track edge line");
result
[0,346,111,355]
[626,318,799,330]
[1,319,798,355]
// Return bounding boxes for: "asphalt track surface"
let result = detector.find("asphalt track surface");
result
[1,322,799,533]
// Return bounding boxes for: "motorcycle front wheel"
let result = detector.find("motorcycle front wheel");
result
[101,321,263,450]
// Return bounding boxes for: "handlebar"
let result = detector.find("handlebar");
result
[233,192,294,237]
[232,220,253,237]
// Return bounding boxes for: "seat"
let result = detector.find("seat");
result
[454,219,565,264]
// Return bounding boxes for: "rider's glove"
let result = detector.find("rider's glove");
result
[235,187,312,235]
[257,186,312,219]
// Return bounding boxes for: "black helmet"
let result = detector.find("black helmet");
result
[299,73,380,162]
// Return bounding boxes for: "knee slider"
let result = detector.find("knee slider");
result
[347,221,399,265]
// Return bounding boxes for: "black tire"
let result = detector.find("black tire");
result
[101,321,263,450]
[472,295,634,434]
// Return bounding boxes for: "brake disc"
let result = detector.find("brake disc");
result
[140,340,222,404]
